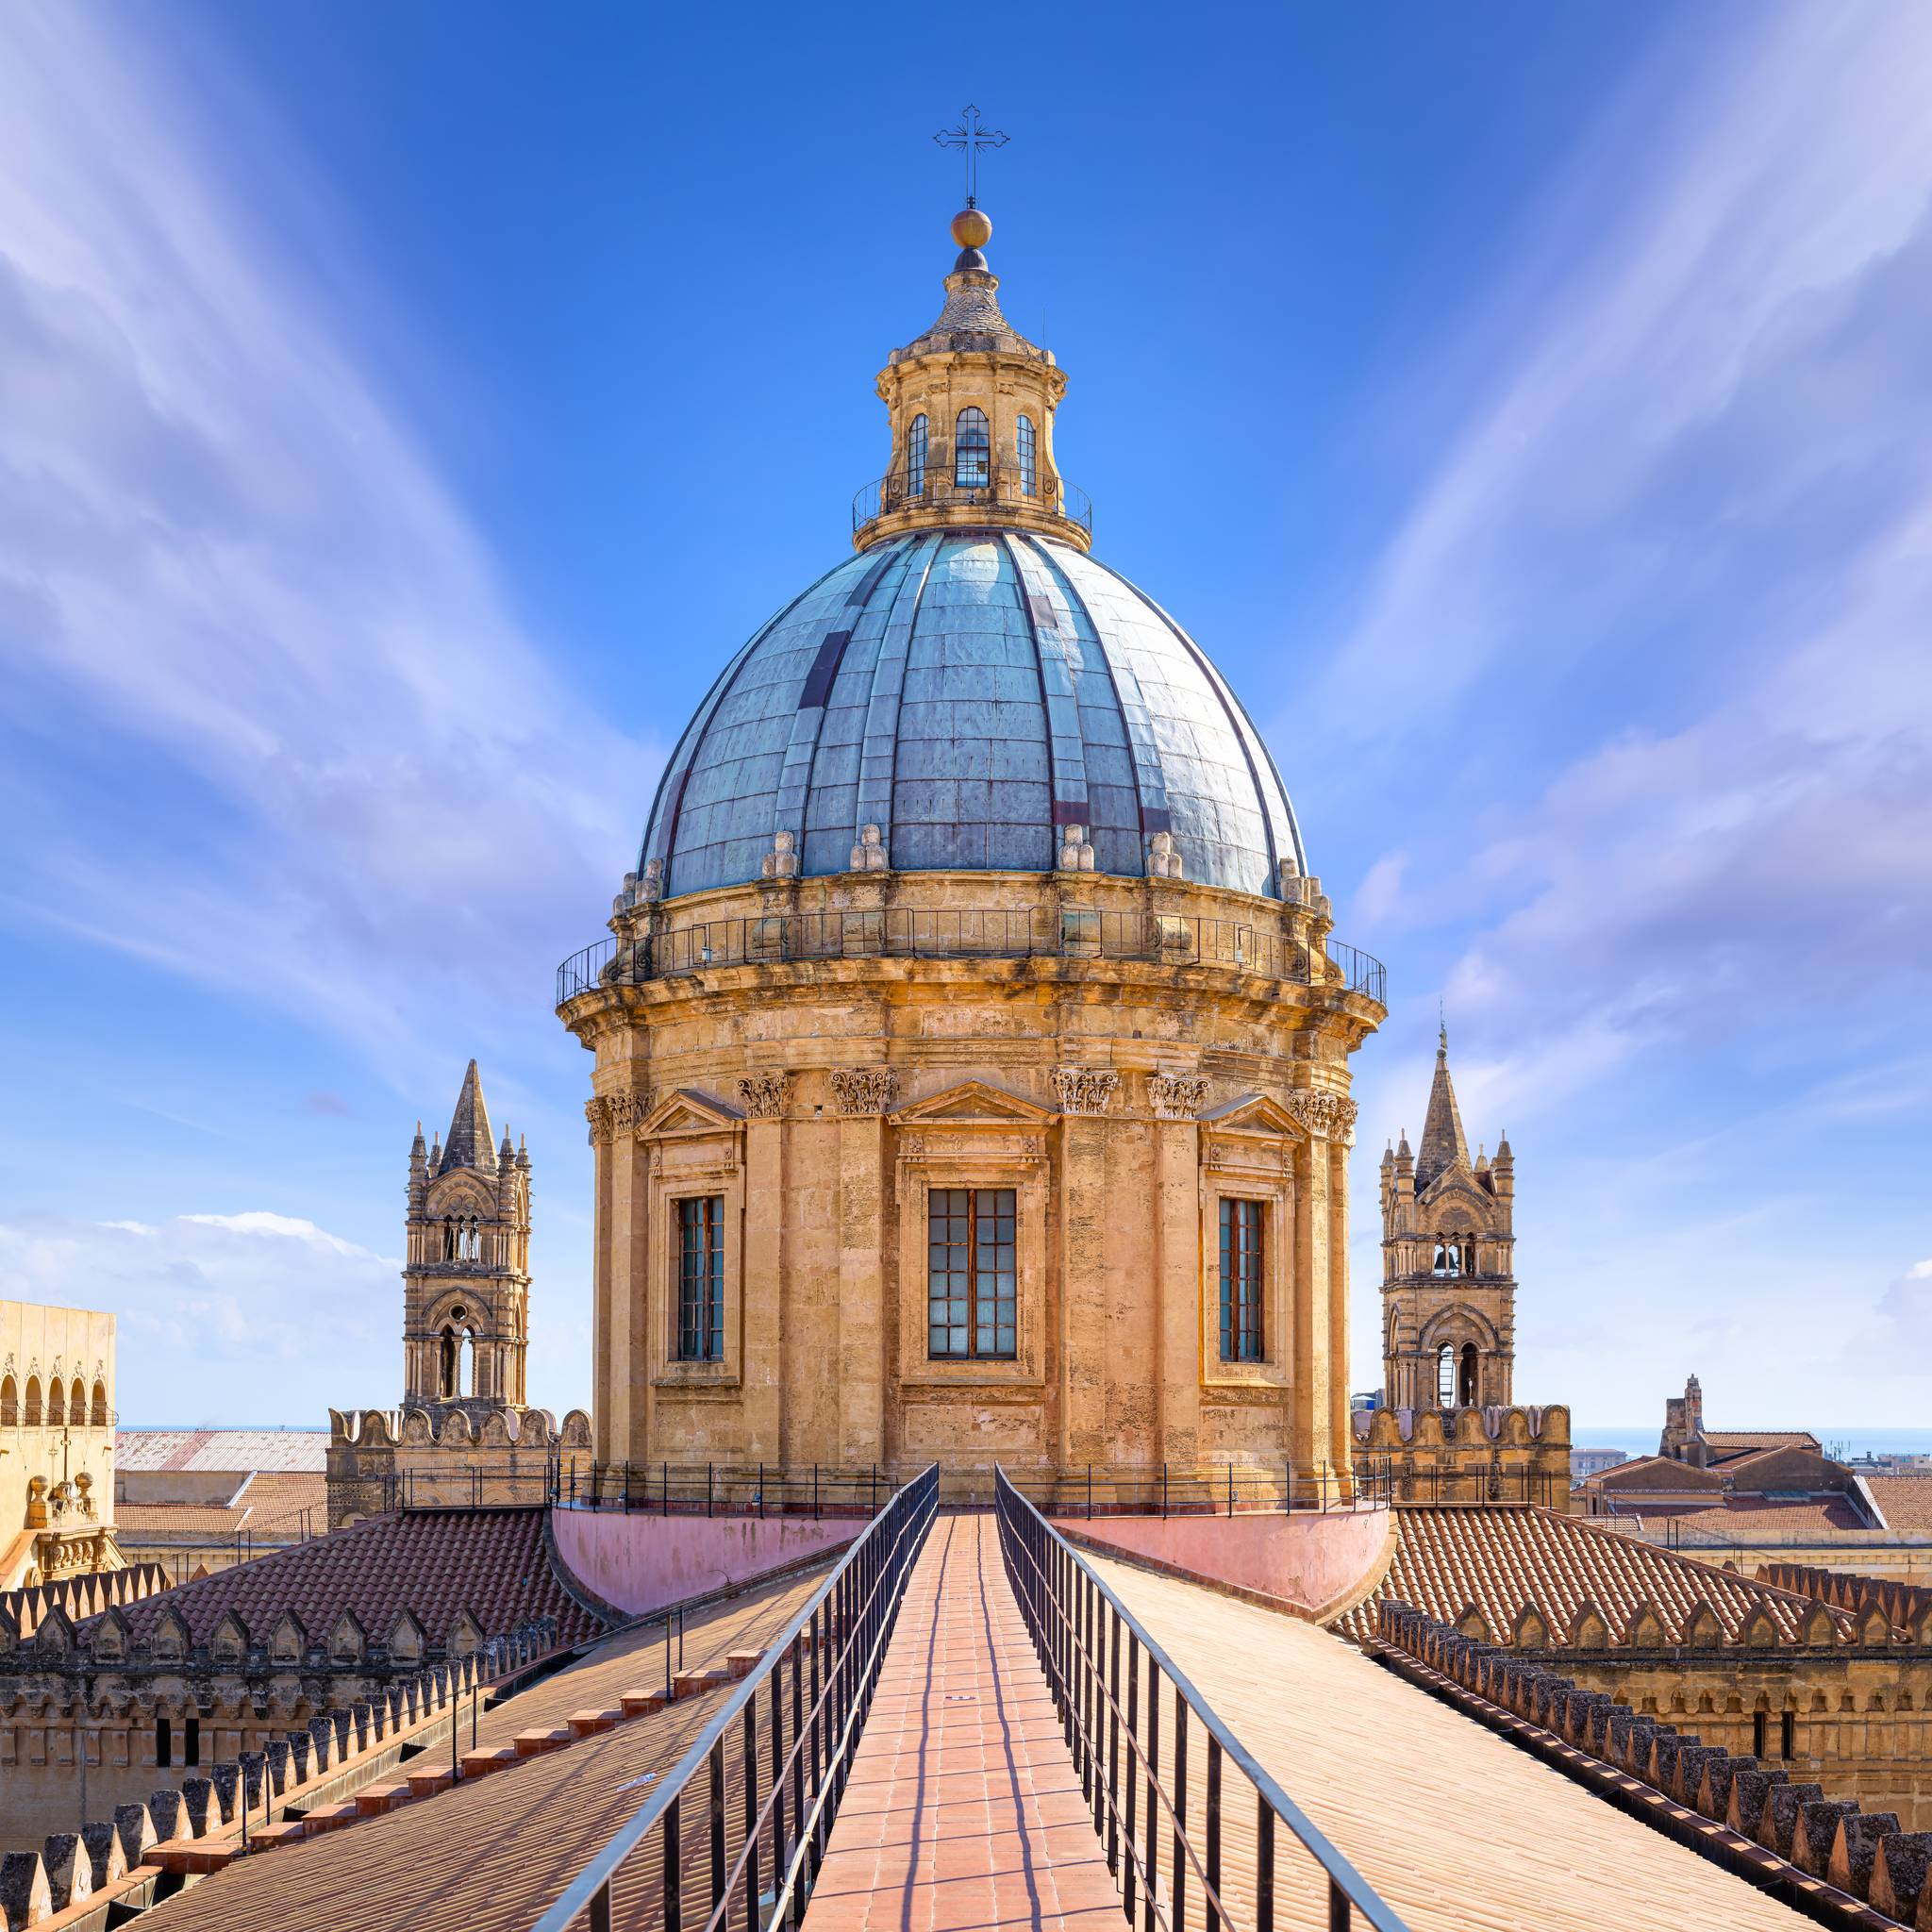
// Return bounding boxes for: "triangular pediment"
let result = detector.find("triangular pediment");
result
[891,1080,1057,1127]
[1197,1093,1306,1139]
[638,1088,746,1139]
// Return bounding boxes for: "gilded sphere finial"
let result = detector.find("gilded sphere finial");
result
[950,208,992,250]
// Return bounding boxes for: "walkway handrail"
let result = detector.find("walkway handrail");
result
[994,1466,1409,1932]
[531,1462,941,1932]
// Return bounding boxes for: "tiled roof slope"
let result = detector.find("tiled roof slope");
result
[1867,1474,1932,1531]
[80,1508,606,1650]
[132,1568,824,1932]
[1095,1554,1814,1932]
[116,1428,328,1473]
[1703,1429,1820,1456]
[1340,1507,1850,1645]
[116,1474,330,1540]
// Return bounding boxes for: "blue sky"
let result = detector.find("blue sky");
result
[1,2,1927,1431]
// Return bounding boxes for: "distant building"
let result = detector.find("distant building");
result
[1,1297,121,1590]
[326,1062,589,1528]
[1570,1446,1628,1483]
[1354,1030,1569,1506]
[114,1429,328,1582]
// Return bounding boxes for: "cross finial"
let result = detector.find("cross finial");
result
[933,105,1008,208]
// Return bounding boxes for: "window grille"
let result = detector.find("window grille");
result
[1017,412,1036,495]
[954,406,991,487]
[927,1188,1016,1358]
[907,413,928,495]
[676,1195,725,1362]
[1218,1198,1264,1361]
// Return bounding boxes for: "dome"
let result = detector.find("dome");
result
[641,529,1307,900]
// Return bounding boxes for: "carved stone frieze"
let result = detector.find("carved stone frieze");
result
[1051,1066,1119,1117]
[1146,1074,1208,1122]
[1283,1090,1358,1141]
[829,1068,899,1115]
[737,1072,791,1119]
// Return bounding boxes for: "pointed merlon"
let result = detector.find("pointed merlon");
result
[440,1059,496,1174]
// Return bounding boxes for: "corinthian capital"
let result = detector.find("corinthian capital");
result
[1146,1074,1208,1122]
[1051,1065,1119,1117]
[737,1071,791,1120]
[829,1068,899,1115]
[1284,1090,1358,1142]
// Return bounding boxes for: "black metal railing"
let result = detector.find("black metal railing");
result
[558,910,1386,1008]
[988,1461,1395,1519]
[1386,1465,1572,1510]
[555,1462,894,1520]
[994,1468,1408,1932]
[852,464,1093,538]
[353,1459,896,1521]
[531,1463,941,1932]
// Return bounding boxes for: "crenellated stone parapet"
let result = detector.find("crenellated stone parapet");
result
[325,1405,591,1528]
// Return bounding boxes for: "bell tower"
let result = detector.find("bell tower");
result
[402,1060,532,1411]
[1377,1027,1517,1409]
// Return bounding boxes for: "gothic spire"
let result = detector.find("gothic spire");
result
[1414,1024,1470,1191]
[439,1059,496,1174]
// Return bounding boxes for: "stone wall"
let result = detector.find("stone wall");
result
[325,1405,591,1529]
[562,867,1382,1487]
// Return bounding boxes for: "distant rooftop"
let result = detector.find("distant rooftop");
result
[115,1427,329,1474]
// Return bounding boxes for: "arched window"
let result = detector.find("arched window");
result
[1458,1342,1479,1407]
[1435,1345,1455,1408]
[69,1378,85,1424]
[24,1376,42,1426]
[907,413,928,496]
[441,1217,458,1260]
[440,1326,459,1401]
[46,1379,64,1427]
[91,1381,108,1427]
[0,1375,16,1427]
[1016,413,1036,496]
[954,407,990,488]
[459,1332,475,1399]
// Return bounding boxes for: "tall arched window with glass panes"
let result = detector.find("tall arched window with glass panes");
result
[906,413,927,496]
[954,406,990,487]
[1016,412,1036,496]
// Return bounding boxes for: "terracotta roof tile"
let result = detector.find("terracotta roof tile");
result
[81,1507,604,1651]
[1341,1507,1850,1644]
[1867,1475,1932,1532]
[130,1567,824,1932]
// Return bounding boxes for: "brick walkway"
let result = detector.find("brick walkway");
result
[803,1513,1121,1932]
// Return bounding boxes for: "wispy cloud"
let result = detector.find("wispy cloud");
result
[0,9,652,1074]
[0,1210,397,1422]
[1329,5,1932,1093]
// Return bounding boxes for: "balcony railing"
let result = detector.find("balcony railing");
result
[558,908,1386,1008]
[853,463,1092,539]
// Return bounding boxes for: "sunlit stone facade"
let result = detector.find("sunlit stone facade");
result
[559,212,1386,1485]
